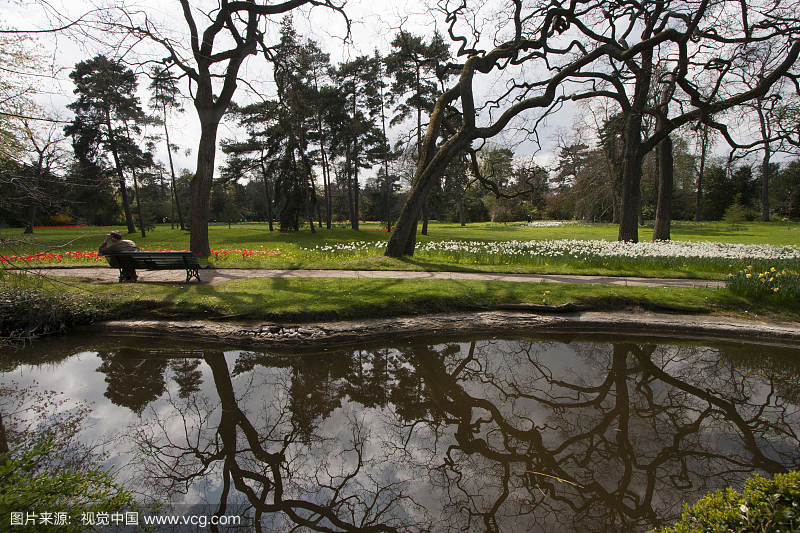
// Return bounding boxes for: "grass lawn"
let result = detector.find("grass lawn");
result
[1,221,798,333]
[8,272,796,327]
[3,221,799,278]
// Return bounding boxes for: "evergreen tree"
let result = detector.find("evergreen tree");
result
[64,56,151,235]
[221,100,280,231]
[333,55,384,230]
[385,30,451,234]
[148,66,186,230]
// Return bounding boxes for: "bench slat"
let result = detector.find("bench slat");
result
[102,251,205,283]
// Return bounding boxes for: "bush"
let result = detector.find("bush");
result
[48,214,74,226]
[0,443,139,532]
[651,471,800,533]
[0,283,107,345]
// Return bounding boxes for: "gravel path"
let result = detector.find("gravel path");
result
[38,266,726,288]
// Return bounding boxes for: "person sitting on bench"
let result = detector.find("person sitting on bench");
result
[99,231,140,281]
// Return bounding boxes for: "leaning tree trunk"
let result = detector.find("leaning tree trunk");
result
[384,179,435,256]
[385,126,470,257]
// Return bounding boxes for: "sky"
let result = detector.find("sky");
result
[3,0,563,183]
[5,0,788,189]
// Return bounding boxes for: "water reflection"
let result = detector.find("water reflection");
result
[4,337,800,532]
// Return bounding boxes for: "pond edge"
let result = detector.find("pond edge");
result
[80,311,800,351]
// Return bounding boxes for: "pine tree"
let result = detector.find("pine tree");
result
[148,66,186,231]
[65,56,151,235]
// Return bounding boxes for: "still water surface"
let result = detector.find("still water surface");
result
[3,334,800,532]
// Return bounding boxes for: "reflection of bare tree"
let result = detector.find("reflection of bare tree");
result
[127,350,426,532]
[404,340,800,532]
[119,339,800,533]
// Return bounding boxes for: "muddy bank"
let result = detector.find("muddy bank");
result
[80,310,800,351]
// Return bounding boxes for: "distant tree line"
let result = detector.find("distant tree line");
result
[2,9,799,235]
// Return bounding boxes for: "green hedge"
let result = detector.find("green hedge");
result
[652,471,800,533]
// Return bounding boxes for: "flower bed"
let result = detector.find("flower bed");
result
[416,239,800,274]
[1,248,283,265]
[1,251,102,264]
[3,240,799,280]
[727,266,800,301]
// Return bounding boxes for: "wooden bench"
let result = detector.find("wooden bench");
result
[102,251,206,283]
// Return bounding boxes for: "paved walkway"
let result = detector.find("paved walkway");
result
[41,266,726,288]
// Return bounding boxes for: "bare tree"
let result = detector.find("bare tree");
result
[385,0,800,256]
[100,1,349,255]
[21,120,66,234]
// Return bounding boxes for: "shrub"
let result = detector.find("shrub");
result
[651,471,800,533]
[48,214,74,226]
[0,283,107,345]
[0,443,139,532]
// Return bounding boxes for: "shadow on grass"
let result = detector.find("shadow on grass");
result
[672,227,755,238]
[393,256,487,273]
[148,277,504,323]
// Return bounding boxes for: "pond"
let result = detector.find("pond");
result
[3,333,800,532]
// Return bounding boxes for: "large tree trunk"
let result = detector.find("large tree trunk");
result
[190,119,220,256]
[385,182,432,257]
[385,126,469,257]
[618,116,645,243]
[653,135,673,241]
[618,52,652,243]
[653,76,675,241]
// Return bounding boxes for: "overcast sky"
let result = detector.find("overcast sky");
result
[3,0,568,182]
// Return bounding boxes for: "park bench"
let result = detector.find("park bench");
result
[102,251,206,283]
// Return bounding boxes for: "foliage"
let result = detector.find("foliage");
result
[724,199,748,228]
[651,471,800,533]
[0,380,144,532]
[0,444,138,533]
[0,278,108,346]
[0,32,45,162]
[65,55,153,234]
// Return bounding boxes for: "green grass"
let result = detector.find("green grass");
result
[2,222,798,331]
[3,221,799,279]
[23,274,796,324]
[5,220,799,249]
